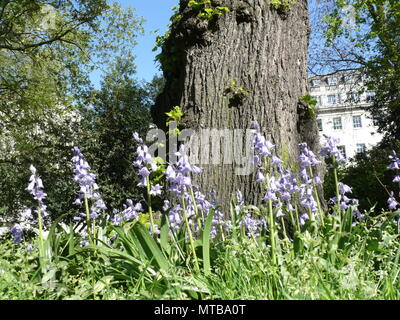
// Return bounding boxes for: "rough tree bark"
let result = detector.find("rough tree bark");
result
[152,0,322,209]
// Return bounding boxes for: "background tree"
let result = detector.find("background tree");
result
[152,0,321,208]
[78,59,157,210]
[309,0,400,141]
[0,0,147,222]
[323,142,400,213]
[309,0,400,211]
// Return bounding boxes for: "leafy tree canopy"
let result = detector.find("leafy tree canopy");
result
[309,0,400,140]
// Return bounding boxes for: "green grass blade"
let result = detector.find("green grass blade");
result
[132,223,170,271]
[160,212,170,252]
[202,207,217,275]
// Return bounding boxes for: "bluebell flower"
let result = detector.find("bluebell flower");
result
[256,170,266,182]
[320,134,346,163]
[240,213,266,237]
[388,151,400,170]
[72,147,107,221]
[388,193,398,210]
[26,165,48,222]
[150,184,163,196]
[133,131,143,144]
[298,142,320,167]
[11,224,23,244]
[162,200,170,212]
[299,213,309,226]
[339,183,352,195]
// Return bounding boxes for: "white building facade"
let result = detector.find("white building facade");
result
[310,72,383,159]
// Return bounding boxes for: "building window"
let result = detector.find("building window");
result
[333,117,342,130]
[366,91,375,102]
[343,74,354,84]
[328,95,337,104]
[327,76,338,86]
[317,119,323,131]
[372,114,380,126]
[356,143,366,154]
[311,96,322,106]
[311,79,320,87]
[353,115,362,128]
[347,92,360,103]
[337,145,346,158]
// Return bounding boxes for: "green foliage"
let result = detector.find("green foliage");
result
[3,201,400,299]
[188,0,230,20]
[270,0,298,12]
[322,0,400,140]
[324,142,400,213]
[77,67,155,210]
[223,79,248,107]
[0,0,144,122]
[0,0,147,221]
[301,94,318,119]
[166,106,184,136]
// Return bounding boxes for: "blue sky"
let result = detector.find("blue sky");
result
[90,0,179,87]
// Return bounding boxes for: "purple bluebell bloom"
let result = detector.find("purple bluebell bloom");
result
[388,193,398,210]
[26,165,48,222]
[133,131,143,144]
[256,170,266,182]
[299,213,309,226]
[150,184,163,196]
[72,147,107,221]
[11,224,23,244]
[298,143,320,167]
[339,183,352,195]
[162,200,170,212]
[320,134,346,163]
[388,151,400,170]
[240,213,266,237]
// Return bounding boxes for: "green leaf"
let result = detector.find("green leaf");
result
[132,223,170,271]
[165,106,184,121]
[202,207,218,275]
[160,213,170,252]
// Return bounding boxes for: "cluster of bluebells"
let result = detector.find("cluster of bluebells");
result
[319,135,363,220]
[297,142,322,223]
[163,144,225,238]
[236,191,266,237]
[251,122,323,226]
[11,165,49,247]
[329,183,363,220]
[71,147,107,221]
[319,134,346,163]
[26,165,49,222]
[111,199,143,226]
[132,132,162,234]
[387,151,400,210]
[10,208,36,246]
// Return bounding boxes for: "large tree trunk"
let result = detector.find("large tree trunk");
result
[152,0,321,209]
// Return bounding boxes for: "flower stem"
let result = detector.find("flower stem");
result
[189,187,203,231]
[332,156,342,227]
[146,181,155,235]
[84,194,92,245]
[37,201,45,266]
[181,193,200,272]
[266,172,277,266]
[309,167,324,228]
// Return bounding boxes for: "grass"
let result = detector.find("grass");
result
[1,135,400,300]
[1,204,400,300]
